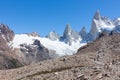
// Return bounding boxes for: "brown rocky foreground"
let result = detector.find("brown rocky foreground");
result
[0,33,120,80]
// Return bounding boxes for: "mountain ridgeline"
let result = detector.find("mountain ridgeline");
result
[0,10,120,69]
[47,10,120,43]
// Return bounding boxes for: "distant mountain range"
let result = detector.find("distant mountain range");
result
[0,10,120,69]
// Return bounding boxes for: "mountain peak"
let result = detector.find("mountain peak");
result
[94,10,101,20]
[61,24,80,45]
[64,24,72,35]
[46,31,60,41]
[79,26,88,42]
[79,26,87,39]
[89,10,116,41]
[0,24,14,42]
[79,26,86,36]
[27,32,40,37]
[80,26,86,33]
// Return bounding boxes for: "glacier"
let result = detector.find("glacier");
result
[12,34,86,56]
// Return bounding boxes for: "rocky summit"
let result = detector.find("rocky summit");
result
[0,24,23,69]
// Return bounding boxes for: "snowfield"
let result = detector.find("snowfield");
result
[11,34,86,56]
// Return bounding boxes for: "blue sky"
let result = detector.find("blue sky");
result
[0,0,120,36]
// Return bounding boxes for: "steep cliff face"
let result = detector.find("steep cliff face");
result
[0,24,14,50]
[0,24,14,42]
[79,26,88,43]
[79,26,87,39]
[60,24,81,45]
[90,11,113,40]
[0,24,23,69]
[89,10,120,41]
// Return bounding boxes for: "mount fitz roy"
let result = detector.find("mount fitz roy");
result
[0,10,120,68]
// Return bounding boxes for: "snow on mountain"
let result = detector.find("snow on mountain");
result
[11,10,120,58]
[46,31,60,41]
[113,25,120,33]
[12,34,35,48]
[39,38,75,56]
[2,10,120,68]
[89,10,115,40]
[113,18,120,26]
[12,34,86,56]
[101,16,115,30]
[60,24,81,45]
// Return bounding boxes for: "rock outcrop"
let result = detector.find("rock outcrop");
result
[46,31,60,41]
[0,24,23,69]
[79,26,87,42]
[0,24,14,50]
[89,10,116,41]
[60,24,81,45]
[27,32,40,37]
[0,24,14,42]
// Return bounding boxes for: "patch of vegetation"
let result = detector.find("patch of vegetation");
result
[26,65,84,78]
[26,66,72,78]
[16,64,84,80]
[10,58,24,68]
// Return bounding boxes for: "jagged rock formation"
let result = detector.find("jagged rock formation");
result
[46,10,120,45]
[89,10,119,41]
[94,10,101,20]
[0,24,14,42]
[0,24,14,50]
[0,24,23,69]
[79,26,87,42]
[27,32,40,37]
[60,24,81,45]
[46,31,60,41]
[0,33,120,80]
